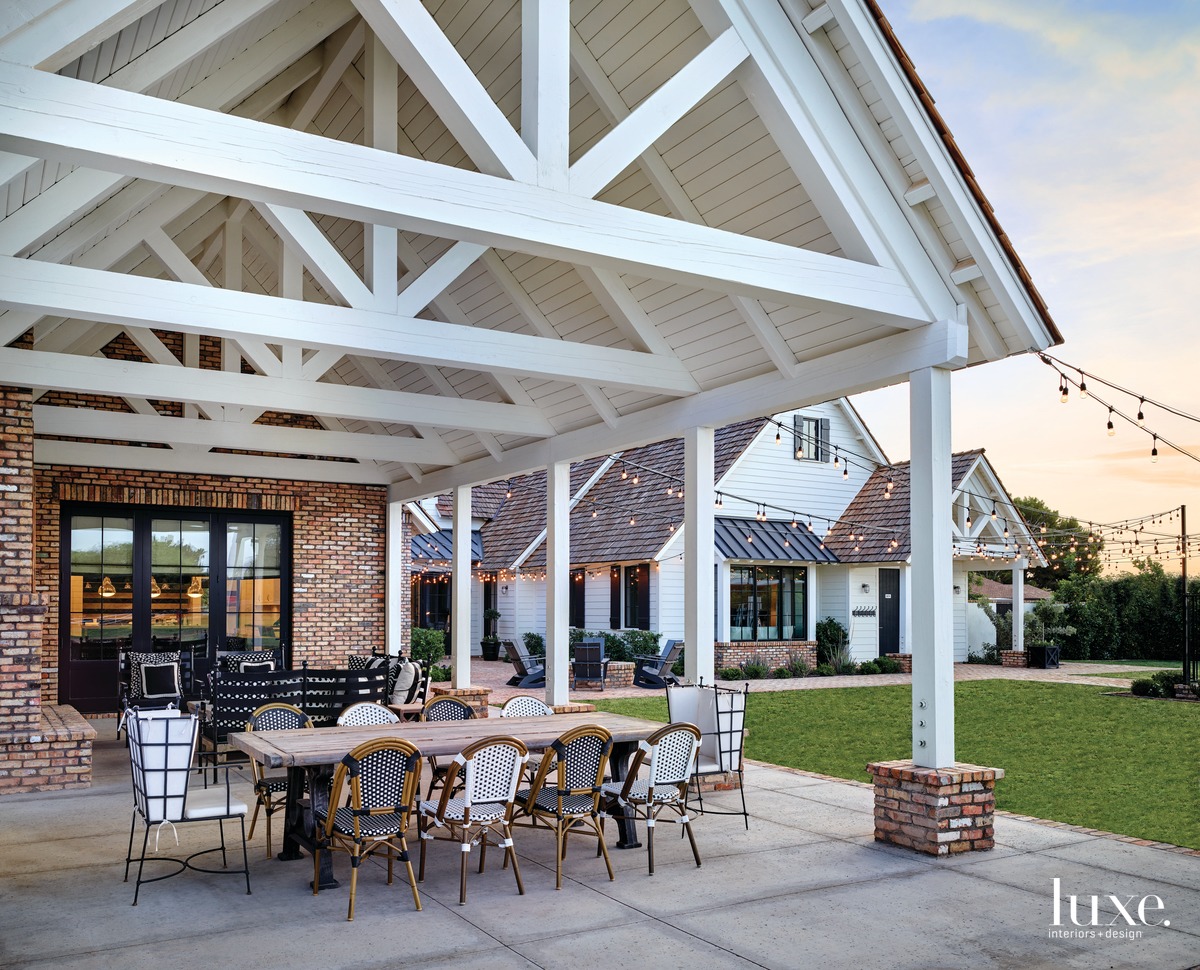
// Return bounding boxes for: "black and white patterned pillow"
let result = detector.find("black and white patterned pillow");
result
[220,650,277,673]
[128,652,180,703]
[140,661,181,700]
[238,660,275,673]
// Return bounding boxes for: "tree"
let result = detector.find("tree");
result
[1012,495,1103,591]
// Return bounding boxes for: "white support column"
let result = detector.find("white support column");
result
[684,426,716,683]
[386,500,405,656]
[450,485,472,688]
[546,460,571,705]
[522,0,570,190]
[364,32,398,310]
[909,367,955,768]
[1011,559,1026,653]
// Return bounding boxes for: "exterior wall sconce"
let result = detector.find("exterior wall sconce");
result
[953,585,962,595]
[860,583,870,593]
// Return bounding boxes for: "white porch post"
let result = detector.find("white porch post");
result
[1011,559,1026,653]
[546,460,571,706]
[386,500,405,656]
[909,367,954,768]
[684,426,716,684]
[450,485,472,687]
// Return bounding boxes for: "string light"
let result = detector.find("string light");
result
[1137,398,1145,427]
[1151,436,1158,463]
[1106,408,1115,436]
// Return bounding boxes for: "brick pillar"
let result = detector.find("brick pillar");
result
[0,385,44,735]
[998,650,1029,668]
[866,760,1003,855]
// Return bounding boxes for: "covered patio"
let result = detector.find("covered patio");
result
[3,722,1196,969]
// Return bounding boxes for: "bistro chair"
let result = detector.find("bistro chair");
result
[417,735,529,905]
[421,696,476,799]
[313,738,423,921]
[245,702,313,859]
[513,723,615,889]
[499,694,554,783]
[600,722,702,874]
[124,709,251,905]
[336,701,400,727]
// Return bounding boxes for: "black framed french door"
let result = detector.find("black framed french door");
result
[59,504,291,712]
[878,568,900,656]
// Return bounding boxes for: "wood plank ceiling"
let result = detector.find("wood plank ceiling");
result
[0,0,1059,499]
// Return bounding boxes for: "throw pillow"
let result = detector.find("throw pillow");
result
[140,661,181,700]
[220,650,277,673]
[389,660,420,705]
[128,651,180,702]
[239,660,275,673]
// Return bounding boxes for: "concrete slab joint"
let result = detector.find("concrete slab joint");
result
[866,759,1003,856]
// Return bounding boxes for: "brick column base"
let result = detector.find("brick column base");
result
[998,650,1029,668]
[431,685,492,718]
[884,653,912,673]
[866,760,1003,855]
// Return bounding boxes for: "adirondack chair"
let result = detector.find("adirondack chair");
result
[633,639,684,689]
[503,640,546,689]
[571,638,609,690]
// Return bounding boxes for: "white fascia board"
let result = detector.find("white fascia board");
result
[389,315,968,501]
[0,61,930,327]
[0,256,698,396]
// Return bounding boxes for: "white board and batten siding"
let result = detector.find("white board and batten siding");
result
[952,563,970,662]
[816,564,851,638]
[715,402,880,527]
[847,566,878,663]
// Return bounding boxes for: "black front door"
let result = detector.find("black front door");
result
[60,505,291,712]
[878,568,900,656]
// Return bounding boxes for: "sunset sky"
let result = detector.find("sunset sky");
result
[849,0,1200,571]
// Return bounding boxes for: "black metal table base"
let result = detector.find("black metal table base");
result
[279,764,339,889]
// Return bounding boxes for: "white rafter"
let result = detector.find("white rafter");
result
[0,61,930,327]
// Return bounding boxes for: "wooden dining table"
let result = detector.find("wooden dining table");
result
[229,710,666,889]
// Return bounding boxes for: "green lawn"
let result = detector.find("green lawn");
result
[593,681,1200,850]
[1070,659,1179,668]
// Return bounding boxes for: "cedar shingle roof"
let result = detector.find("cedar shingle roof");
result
[479,420,767,569]
[972,577,1052,601]
[825,451,983,562]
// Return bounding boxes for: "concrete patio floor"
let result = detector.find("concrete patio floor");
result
[2,717,1196,970]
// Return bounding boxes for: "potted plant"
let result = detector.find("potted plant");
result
[481,607,502,661]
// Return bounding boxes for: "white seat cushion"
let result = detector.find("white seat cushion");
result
[184,787,249,820]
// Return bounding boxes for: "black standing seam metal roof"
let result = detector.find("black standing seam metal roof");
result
[411,529,484,562]
[714,517,840,563]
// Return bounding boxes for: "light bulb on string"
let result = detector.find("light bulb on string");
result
[1059,379,1068,404]
[833,451,840,469]
[1137,398,1145,426]
[842,466,849,481]
[775,428,782,445]
[1107,408,1115,436]
[1151,436,1159,463]
[1079,375,1088,399]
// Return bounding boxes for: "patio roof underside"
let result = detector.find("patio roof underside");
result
[0,0,1059,498]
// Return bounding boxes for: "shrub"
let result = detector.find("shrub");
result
[410,627,446,667]
[814,663,835,677]
[772,666,793,679]
[619,629,661,662]
[857,661,880,675]
[875,655,901,674]
[671,651,686,678]
[1130,678,1157,697]
[783,650,809,678]
[966,643,1000,665]
[741,655,770,679]
[816,616,849,666]
[522,631,545,657]
[717,666,745,680]
[1151,669,1182,698]
[429,664,452,683]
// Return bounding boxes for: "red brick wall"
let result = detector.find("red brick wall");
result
[715,640,817,672]
[35,466,394,701]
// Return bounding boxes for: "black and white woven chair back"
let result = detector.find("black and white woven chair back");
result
[249,703,311,732]
[337,702,400,727]
[649,726,700,789]
[353,745,420,813]
[423,697,474,722]
[500,695,554,717]
[128,711,197,824]
[464,739,526,806]
[557,731,610,792]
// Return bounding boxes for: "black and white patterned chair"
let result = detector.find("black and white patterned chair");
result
[118,651,182,737]
[417,735,528,905]
[513,723,615,889]
[313,738,423,921]
[499,695,555,717]
[124,709,251,905]
[336,701,400,727]
[420,697,476,799]
[601,722,702,874]
[245,702,313,859]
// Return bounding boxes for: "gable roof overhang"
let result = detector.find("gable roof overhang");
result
[0,1,1059,494]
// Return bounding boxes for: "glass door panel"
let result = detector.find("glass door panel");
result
[150,518,210,651]
[224,521,283,650]
[66,515,133,710]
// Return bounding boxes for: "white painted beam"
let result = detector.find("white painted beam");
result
[0,256,698,395]
[33,405,456,465]
[386,499,405,655]
[353,0,536,182]
[0,62,930,326]
[33,439,391,485]
[523,0,570,190]
[684,426,716,684]
[450,484,473,687]
[545,460,570,706]
[0,0,161,71]
[569,27,748,198]
[390,316,969,500]
[255,204,374,307]
[0,347,555,436]
[364,30,398,310]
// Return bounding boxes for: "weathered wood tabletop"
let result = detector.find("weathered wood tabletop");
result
[229,710,666,769]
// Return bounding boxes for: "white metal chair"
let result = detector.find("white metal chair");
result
[417,735,528,905]
[337,701,401,727]
[601,722,702,874]
[124,709,251,905]
[666,683,749,828]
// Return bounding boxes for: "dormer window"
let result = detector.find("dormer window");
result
[793,415,830,462]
